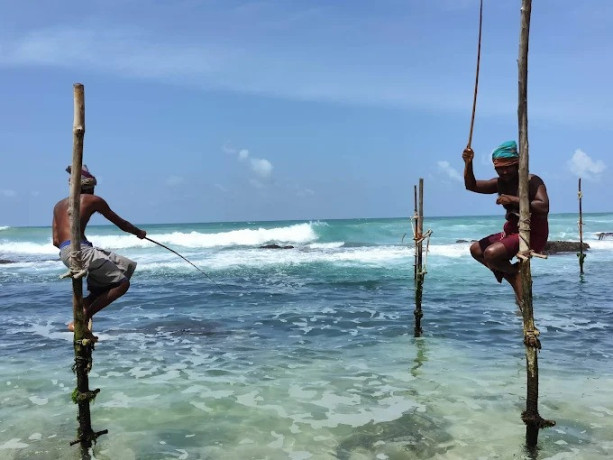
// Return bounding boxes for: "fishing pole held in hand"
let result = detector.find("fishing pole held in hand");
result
[145,236,225,292]
[467,0,483,149]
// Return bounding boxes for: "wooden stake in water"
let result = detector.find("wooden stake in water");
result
[578,178,586,275]
[414,179,425,337]
[516,1,555,448]
[67,83,107,456]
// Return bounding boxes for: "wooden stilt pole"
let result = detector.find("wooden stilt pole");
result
[414,179,425,337]
[578,178,585,275]
[413,185,418,285]
[67,83,107,456]
[516,1,555,448]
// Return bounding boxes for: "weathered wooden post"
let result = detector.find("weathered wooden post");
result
[66,83,107,456]
[578,178,585,275]
[413,179,425,337]
[516,1,555,448]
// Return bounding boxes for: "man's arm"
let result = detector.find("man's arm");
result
[496,177,549,215]
[531,183,549,215]
[52,209,60,248]
[93,197,146,239]
[462,147,497,194]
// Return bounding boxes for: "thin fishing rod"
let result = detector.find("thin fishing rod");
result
[145,236,224,292]
[467,0,483,149]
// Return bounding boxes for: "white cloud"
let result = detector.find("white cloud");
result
[225,146,274,186]
[250,158,273,179]
[0,25,490,118]
[567,149,606,181]
[437,161,462,182]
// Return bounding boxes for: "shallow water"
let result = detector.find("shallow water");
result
[1,214,612,459]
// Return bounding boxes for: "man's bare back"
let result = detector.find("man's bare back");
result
[53,193,146,247]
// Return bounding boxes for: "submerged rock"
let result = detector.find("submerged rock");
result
[336,411,452,459]
[596,232,613,240]
[544,241,590,254]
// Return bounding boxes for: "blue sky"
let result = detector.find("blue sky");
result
[1,0,611,227]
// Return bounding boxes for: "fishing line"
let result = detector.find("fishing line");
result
[145,236,226,292]
[467,0,483,149]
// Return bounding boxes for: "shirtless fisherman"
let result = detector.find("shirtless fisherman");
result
[52,165,146,338]
[462,140,549,304]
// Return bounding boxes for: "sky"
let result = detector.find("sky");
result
[1,0,611,227]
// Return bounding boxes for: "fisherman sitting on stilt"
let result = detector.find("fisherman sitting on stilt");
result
[462,141,549,306]
[52,165,146,341]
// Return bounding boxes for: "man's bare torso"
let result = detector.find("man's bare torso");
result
[52,194,102,247]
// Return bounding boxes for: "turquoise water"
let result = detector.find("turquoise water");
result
[1,214,612,459]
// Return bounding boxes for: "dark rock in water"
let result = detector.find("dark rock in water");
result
[336,411,452,459]
[596,232,613,240]
[0,259,13,264]
[259,244,295,249]
[456,239,477,243]
[544,241,590,254]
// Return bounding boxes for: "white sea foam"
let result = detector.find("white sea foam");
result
[176,245,412,271]
[428,243,470,258]
[0,226,9,231]
[88,223,319,250]
[308,242,344,249]
[589,240,613,251]
[0,241,57,256]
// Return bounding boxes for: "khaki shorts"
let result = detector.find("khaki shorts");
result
[60,245,136,293]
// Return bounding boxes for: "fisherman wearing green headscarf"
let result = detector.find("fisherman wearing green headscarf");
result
[462,141,549,306]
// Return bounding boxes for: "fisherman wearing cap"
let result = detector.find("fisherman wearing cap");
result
[462,141,549,305]
[52,165,146,340]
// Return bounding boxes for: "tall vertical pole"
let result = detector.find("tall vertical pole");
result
[578,178,585,275]
[414,179,424,337]
[517,1,555,448]
[413,185,418,285]
[68,83,107,456]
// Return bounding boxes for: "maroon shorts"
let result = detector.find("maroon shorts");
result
[479,217,548,259]
[478,231,520,259]
[478,217,548,283]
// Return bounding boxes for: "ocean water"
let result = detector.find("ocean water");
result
[1,213,612,460]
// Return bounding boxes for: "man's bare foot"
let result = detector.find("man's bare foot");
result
[67,299,93,333]
[82,329,99,343]
[68,320,90,331]
[67,323,98,342]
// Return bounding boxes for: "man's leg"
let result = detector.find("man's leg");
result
[87,279,130,318]
[483,242,522,304]
[471,234,508,283]
[502,269,522,309]
[67,292,99,333]
[67,280,130,334]
[469,241,489,268]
